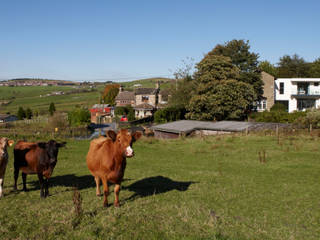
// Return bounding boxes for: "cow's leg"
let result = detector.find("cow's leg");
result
[13,167,19,191]
[0,177,3,198]
[94,176,101,196]
[114,184,121,207]
[44,178,49,197]
[22,172,27,191]
[37,173,45,198]
[101,176,109,207]
[0,166,6,197]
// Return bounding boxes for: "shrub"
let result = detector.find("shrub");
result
[68,107,91,126]
[270,103,287,112]
[154,107,186,123]
[115,105,135,121]
[249,110,306,123]
[294,109,320,128]
[48,112,69,129]
[17,107,26,120]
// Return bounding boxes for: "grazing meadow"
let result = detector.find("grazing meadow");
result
[0,133,319,239]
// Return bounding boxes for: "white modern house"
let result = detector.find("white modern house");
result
[275,78,320,112]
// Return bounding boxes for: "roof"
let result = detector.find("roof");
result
[0,114,18,120]
[151,120,289,134]
[134,103,155,110]
[135,88,158,95]
[0,114,10,120]
[91,104,112,109]
[115,91,135,101]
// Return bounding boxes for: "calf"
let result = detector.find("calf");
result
[86,129,142,207]
[0,138,14,197]
[13,140,66,198]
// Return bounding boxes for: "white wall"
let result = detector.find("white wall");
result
[275,78,320,112]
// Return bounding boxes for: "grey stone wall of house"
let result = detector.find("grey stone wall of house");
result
[261,71,275,111]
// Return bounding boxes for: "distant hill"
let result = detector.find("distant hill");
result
[0,78,80,86]
[119,77,174,90]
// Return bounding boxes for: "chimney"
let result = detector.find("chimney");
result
[155,81,160,90]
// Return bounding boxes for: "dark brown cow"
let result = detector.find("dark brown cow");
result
[0,138,14,197]
[86,129,142,207]
[14,140,66,198]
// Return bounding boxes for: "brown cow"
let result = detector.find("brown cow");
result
[86,129,142,207]
[13,140,66,198]
[0,138,14,197]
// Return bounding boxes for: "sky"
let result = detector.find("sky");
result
[0,0,319,81]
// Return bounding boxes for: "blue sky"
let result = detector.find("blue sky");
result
[0,0,319,81]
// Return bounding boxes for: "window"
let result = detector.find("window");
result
[142,96,149,102]
[262,100,267,110]
[297,99,315,111]
[256,99,267,111]
[279,82,284,94]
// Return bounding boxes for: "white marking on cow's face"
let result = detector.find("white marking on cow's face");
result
[125,146,134,157]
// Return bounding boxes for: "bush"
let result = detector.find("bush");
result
[154,107,186,123]
[249,111,306,123]
[115,105,135,121]
[17,107,26,120]
[48,112,69,129]
[294,109,320,128]
[270,103,287,112]
[68,107,91,126]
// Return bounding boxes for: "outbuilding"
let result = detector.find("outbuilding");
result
[151,120,288,139]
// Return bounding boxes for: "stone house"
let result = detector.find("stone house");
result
[115,87,135,107]
[133,83,161,118]
[256,71,275,112]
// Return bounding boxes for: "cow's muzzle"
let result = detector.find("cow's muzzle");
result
[125,146,134,158]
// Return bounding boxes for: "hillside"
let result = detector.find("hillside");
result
[0,77,174,115]
[119,77,174,90]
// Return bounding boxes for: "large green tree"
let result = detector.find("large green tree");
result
[259,60,278,77]
[17,107,26,120]
[209,39,263,99]
[169,75,195,109]
[103,87,119,105]
[277,54,311,78]
[309,58,320,77]
[49,102,56,116]
[186,54,255,120]
[25,108,33,119]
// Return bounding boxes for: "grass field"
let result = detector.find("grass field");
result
[0,133,319,239]
[0,85,106,115]
[0,78,173,115]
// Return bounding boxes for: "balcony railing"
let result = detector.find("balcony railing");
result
[291,90,320,96]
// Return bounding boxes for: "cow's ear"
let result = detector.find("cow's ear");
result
[37,142,47,149]
[107,130,117,142]
[8,140,14,146]
[132,131,142,142]
[57,142,67,148]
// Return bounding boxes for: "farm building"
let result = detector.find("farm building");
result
[151,120,288,139]
[90,104,114,124]
[0,114,18,123]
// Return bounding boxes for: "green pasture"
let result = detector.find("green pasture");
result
[120,77,173,90]
[0,86,104,114]
[0,78,172,115]
[0,134,319,239]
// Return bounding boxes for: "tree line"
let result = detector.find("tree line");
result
[259,54,320,78]
[156,39,320,122]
